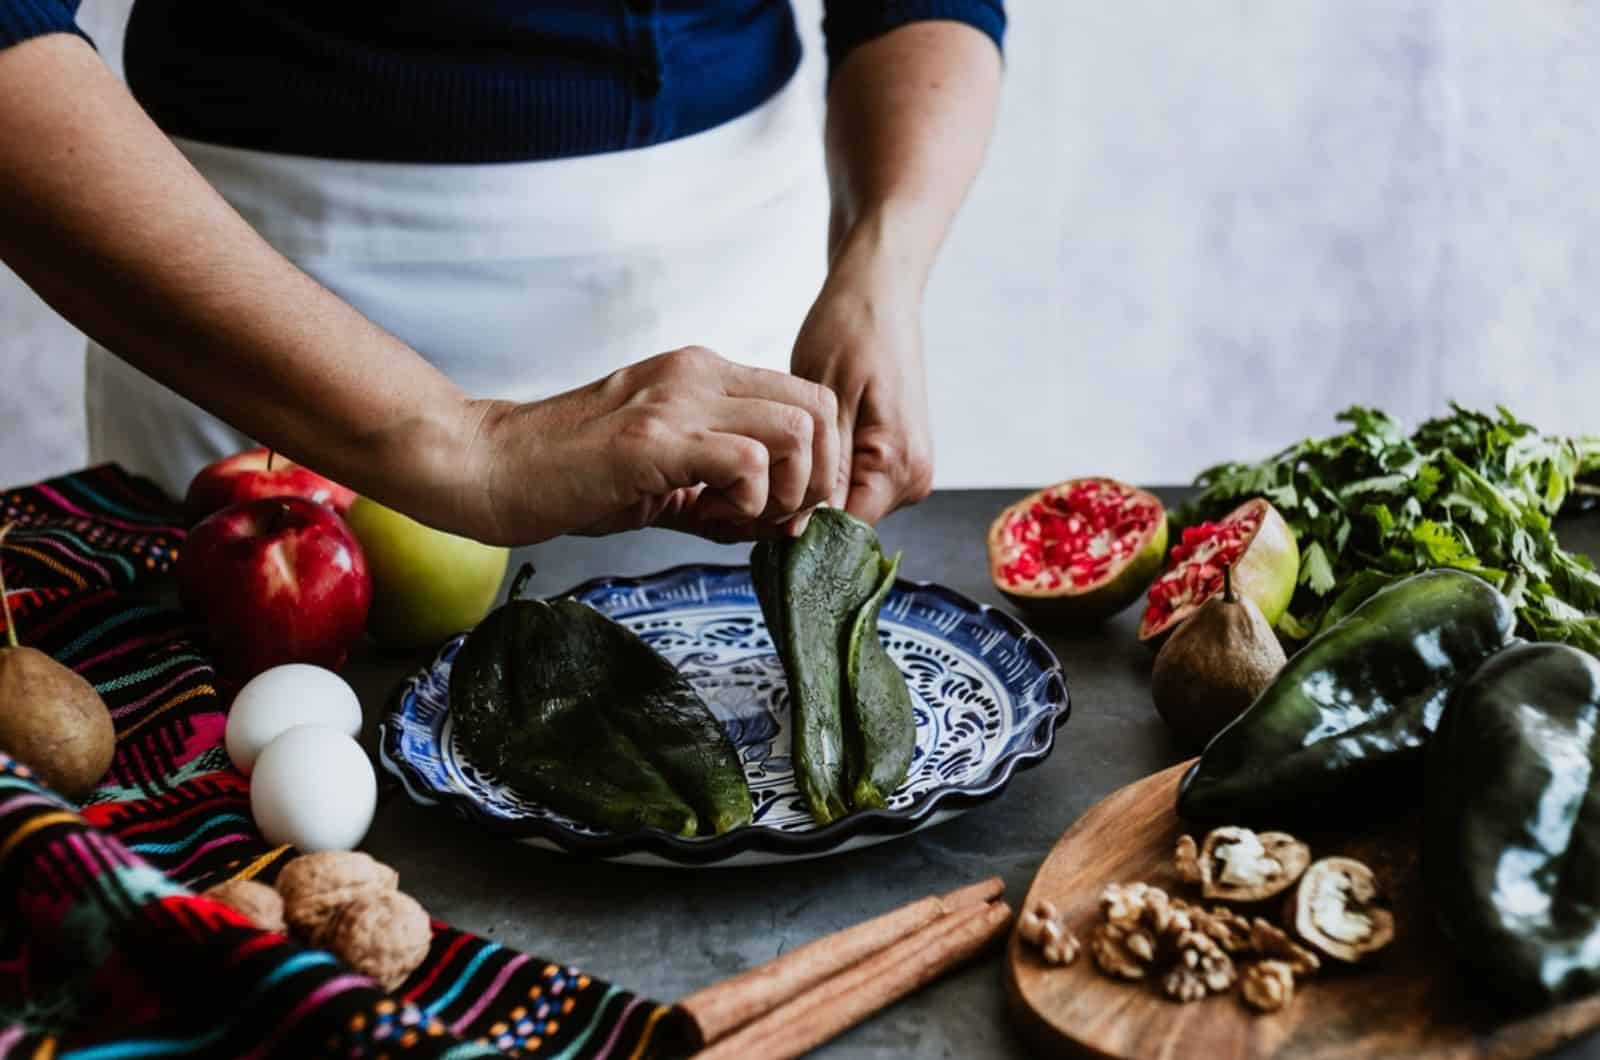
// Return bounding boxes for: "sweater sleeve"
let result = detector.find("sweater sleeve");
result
[0,0,87,51]
[822,0,1005,70]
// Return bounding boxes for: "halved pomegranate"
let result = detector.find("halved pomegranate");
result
[987,478,1169,624]
[1137,498,1299,647]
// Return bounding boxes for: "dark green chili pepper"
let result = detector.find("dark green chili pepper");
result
[1177,568,1515,825]
[450,564,752,837]
[1426,641,1600,1008]
[845,552,915,810]
[753,509,915,822]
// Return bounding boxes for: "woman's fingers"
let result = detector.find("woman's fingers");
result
[707,357,840,515]
[704,396,816,519]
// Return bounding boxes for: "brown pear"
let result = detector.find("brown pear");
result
[1151,564,1287,749]
[0,524,116,799]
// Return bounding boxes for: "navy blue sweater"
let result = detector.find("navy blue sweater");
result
[0,1,1004,163]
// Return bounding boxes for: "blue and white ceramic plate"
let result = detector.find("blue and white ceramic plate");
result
[379,564,1069,867]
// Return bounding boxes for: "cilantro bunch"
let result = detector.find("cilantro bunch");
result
[1178,405,1600,650]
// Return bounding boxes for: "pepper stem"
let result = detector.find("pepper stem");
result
[510,562,537,600]
[1222,563,1235,605]
[0,523,17,650]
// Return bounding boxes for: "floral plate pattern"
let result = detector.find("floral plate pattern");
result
[379,564,1070,867]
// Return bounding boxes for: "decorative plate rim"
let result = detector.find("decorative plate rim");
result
[378,563,1070,864]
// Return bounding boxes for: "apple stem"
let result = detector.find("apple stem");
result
[510,563,538,600]
[1222,563,1235,605]
[0,523,17,650]
[266,449,275,472]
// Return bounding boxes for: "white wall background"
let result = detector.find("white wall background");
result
[4,1,1598,492]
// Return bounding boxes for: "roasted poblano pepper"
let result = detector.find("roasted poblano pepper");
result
[1177,568,1515,824]
[450,566,752,837]
[845,552,916,809]
[1426,641,1600,1008]
[753,509,915,823]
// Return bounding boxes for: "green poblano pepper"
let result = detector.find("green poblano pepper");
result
[752,509,915,823]
[1426,641,1600,1008]
[845,552,915,809]
[1178,568,1515,825]
[450,566,753,837]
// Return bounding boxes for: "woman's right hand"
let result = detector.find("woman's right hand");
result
[459,347,842,546]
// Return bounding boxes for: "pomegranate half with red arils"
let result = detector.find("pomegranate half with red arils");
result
[1137,497,1299,648]
[986,478,1169,624]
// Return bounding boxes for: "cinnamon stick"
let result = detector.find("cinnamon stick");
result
[693,900,1013,1060]
[680,876,1003,1046]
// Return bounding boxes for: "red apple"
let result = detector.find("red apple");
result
[184,448,356,526]
[178,497,372,681]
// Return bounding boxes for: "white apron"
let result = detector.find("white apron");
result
[86,76,830,499]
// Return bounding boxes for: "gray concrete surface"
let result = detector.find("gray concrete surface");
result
[350,489,1600,1058]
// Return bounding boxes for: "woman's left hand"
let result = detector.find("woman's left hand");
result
[790,260,933,525]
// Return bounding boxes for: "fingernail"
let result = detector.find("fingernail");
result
[788,511,812,537]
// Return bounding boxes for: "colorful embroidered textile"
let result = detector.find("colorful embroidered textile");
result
[0,465,686,1059]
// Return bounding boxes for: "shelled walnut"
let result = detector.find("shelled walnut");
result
[1161,930,1236,1003]
[1018,899,1079,966]
[1175,835,1202,886]
[1189,905,1253,955]
[1240,960,1296,1012]
[1250,917,1320,975]
[1092,920,1159,980]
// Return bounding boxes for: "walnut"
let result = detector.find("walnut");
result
[325,890,432,992]
[1190,905,1253,954]
[1249,917,1320,975]
[1091,921,1159,980]
[1241,960,1296,1012]
[1198,827,1310,903]
[1290,857,1394,963]
[276,851,399,945]
[1175,834,1202,886]
[1099,882,1190,936]
[1018,899,1079,966]
[201,879,285,933]
[1160,930,1236,1003]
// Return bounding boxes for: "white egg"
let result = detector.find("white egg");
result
[226,664,363,775]
[249,725,377,852]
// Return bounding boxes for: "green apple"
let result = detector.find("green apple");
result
[343,497,509,652]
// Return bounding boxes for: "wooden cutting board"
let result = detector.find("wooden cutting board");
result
[1005,760,1600,1059]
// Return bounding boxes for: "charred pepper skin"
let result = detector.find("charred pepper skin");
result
[1426,641,1600,1009]
[1177,568,1515,825]
[450,564,753,837]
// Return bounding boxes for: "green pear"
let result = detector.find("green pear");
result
[344,498,509,652]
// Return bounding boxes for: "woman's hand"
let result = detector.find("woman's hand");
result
[790,254,933,525]
[460,346,840,546]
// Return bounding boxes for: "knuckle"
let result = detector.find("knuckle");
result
[661,345,717,378]
[813,382,839,422]
[616,406,672,452]
[776,404,813,448]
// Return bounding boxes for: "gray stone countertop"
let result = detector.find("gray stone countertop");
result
[349,488,1600,1059]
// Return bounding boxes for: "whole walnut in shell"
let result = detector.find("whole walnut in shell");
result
[327,890,433,992]
[202,878,286,933]
[277,851,398,945]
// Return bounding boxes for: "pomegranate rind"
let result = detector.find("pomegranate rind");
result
[986,479,1169,625]
[1136,498,1299,647]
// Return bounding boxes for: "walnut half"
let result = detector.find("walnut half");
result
[1161,930,1236,1003]
[1240,960,1296,1012]
[1290,857,1394,963]
[1198,827,1311,903]
[1018,899,1079,966]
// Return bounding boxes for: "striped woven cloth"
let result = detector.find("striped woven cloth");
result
[0,465,685,1059]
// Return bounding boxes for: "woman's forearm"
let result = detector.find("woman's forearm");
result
[823,20,1003,290]
[0,35,481,530]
